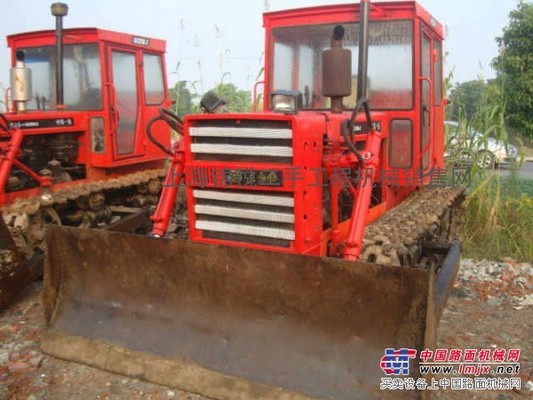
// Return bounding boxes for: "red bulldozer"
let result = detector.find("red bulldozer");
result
[0,2,174,308]
[43,1,464,399]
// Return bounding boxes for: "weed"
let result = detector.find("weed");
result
[445,75,531,262]
[462,173,533,262]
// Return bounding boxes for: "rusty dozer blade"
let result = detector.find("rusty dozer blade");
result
[0,216,37,309]
[42,226,460,400]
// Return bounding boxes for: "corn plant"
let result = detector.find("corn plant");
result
[446,76,531,261]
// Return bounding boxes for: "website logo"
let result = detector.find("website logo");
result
[380,348,418,375]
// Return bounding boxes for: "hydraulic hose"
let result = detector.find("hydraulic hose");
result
[341,118,365,168]
[145,108,184,157]
[341,96,375,175]
[146,115,173,156]
[159,108,184,133]
[349,98,373,135]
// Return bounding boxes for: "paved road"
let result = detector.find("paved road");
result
[496,160,533,179]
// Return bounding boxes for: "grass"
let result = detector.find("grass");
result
[444,75,532,262]
[461,171,533,262]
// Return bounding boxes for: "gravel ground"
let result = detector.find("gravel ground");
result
[0,259,531,400]
[434,258,533,399]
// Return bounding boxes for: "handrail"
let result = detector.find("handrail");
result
[252,80,265,112]
[419,75,434,169]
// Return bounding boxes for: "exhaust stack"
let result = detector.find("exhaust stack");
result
[51,3,68,109]
[10,51,32,113]
[322,25,351,114]
[322,0,371,114]
[356,0,370,102]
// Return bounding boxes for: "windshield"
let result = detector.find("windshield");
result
[270,20,413,110]
[21,43,103,110]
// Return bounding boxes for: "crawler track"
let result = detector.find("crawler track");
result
[1,168,165,216]
[361,186,465,267]
[0,168,166,309]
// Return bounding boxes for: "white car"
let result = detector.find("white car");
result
[444,121,518,169]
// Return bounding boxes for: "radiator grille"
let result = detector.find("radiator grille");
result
[193,189,295,247]
[190,120,293,164]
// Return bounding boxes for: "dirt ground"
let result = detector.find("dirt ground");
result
[0,259,531,400]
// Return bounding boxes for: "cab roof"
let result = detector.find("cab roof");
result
[263,1,443,39]
[7,27,166,52]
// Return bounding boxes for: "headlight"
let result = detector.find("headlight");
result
[270,90,302,114]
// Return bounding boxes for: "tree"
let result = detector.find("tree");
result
[492,1,533,139]
[169,81,194,117]
[447,80,487,121]
[211,83,252,113]
[446,79,505,132]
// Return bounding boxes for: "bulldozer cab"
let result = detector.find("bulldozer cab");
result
[263,1,446,173]
[6,28,170,165]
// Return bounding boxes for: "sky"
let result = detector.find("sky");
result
[0,0,521,96]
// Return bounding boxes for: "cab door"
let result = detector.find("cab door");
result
[420,31,432,171]
[107,47,143,159]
